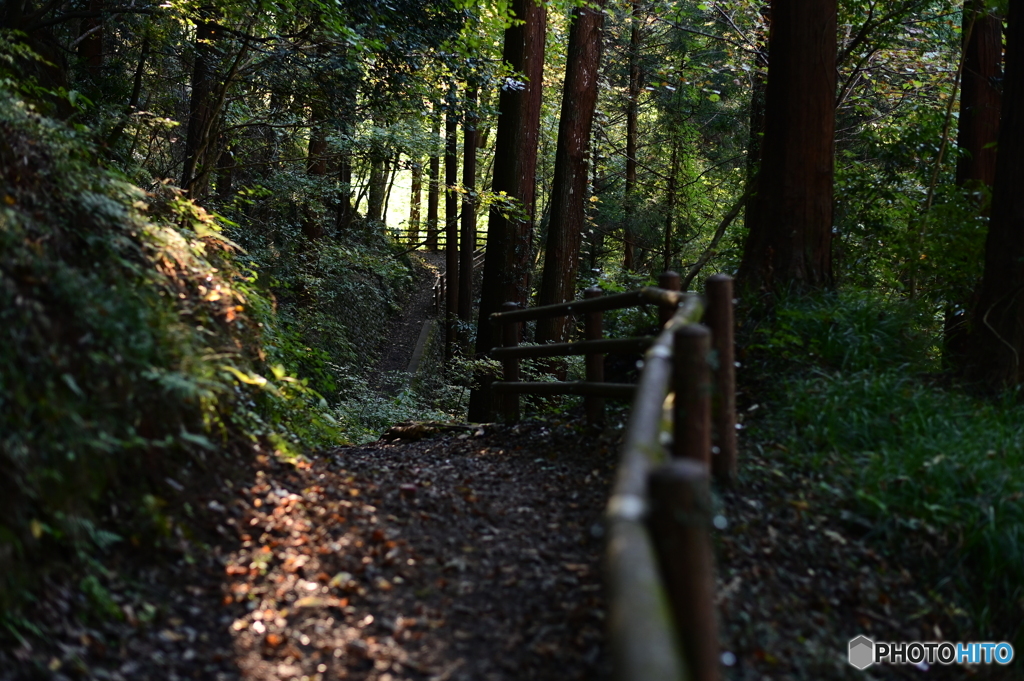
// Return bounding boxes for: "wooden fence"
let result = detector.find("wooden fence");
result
[489,273,737,681]
[397,228,488,251]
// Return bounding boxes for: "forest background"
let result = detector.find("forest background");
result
[2,0,1024,660]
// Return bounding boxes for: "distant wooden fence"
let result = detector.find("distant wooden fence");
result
[398,228,488,251]
[433,248,485,314]
[489,273,737,681]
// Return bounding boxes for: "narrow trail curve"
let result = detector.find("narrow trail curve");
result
[369,252,444,395]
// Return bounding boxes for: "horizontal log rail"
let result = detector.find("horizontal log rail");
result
[432,247,485,314]
[488,272,692,422]
[604,273,737,681]
[490,336,654,360]
[491,381,637,398]
[487,272,738,681]
[490,286,686,325]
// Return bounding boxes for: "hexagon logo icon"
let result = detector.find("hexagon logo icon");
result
[849,635,875,669]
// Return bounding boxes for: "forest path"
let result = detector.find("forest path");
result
[369,251,445,395]
[1,421,616,681]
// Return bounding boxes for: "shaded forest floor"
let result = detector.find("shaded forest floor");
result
[2,258,1012,680]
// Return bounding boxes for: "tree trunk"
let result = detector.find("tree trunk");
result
[79,0,104,76]
[467,0,547,421]
[623,0,641,271]
[181,18,219,196]
[956,0,1003,192]
[426,115,441,250]
[307,109,329,176]
[967,3,1024,389]
[409,161,423,246]
[459,86,478,328]
[445,90,460,358]
[947,0,1003,371]
[366,154,388,224]
[335,76,358,232]
[736,0,836,293]
[537,2,605,345]
[663,141,678,273]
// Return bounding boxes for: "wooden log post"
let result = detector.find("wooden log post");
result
[705,274,737,485]
[673,324,711,466]
[657,271,681,327]
[499,302,522,423]
[584,286,605,424]
[647,460,719,681]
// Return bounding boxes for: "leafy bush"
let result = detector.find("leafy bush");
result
[745,292,1024,639]
[745,289,938,374]
[0,85,338,608]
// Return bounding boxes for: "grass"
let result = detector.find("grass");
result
[744,290,1024,643]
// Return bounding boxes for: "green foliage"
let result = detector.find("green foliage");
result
[746,290,937,373]
[0,83,339,609]
[747,292,1024,638]
[218,169,412,407]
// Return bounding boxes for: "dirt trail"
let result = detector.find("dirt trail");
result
[369,252,444,395]
[1,421,616,681]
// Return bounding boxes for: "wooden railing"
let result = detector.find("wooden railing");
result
[490,273,737,681]
[433,248,485,314]
[399,228,488,251]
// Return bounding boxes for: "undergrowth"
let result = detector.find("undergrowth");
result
[0,79,362,614]
[743,290,1024,645]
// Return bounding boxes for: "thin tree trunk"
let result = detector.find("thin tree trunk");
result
[623,0,641,271]
[79,0,104,76]
[459,86,478,328]
[663,142,679,273]
[426,114,441,250]
[409,161,423,246]
[383,155,399,224]
[736,0,836,293]
[537,1,605,345]
[967,3,1024,388]
[181,18,218,195]
[445,90,460,358]
[367,153,388,224]
[468,0,547,421]
[307,109,329,176]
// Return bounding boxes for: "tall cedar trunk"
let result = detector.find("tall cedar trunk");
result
[182,19,218,196]
[467,0,547,421]
[744,5,770,228]
[445,93,460,358]
[736,0,836,293]
[459,87,478,327]
[409,161,422,245]
[537,2,605,345]
[967,3,1024,388]
[956,1,1003,191]
[946,0,1003,370]
[426,115,441,250]
[623,0,641,271]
